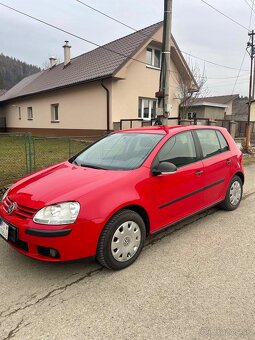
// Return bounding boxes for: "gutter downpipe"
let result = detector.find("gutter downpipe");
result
[101,80,110,133]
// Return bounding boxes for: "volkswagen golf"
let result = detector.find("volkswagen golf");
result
[0,125,244,270]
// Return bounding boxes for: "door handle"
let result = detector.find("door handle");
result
[226,159,232,165]
[195,170,204,176]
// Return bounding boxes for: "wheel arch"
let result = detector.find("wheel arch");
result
[234,171,244,184]
[104,204,151,237]
[124,204,150,236]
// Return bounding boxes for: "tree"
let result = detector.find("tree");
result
[176,59,209,120]
[0,53,41,90]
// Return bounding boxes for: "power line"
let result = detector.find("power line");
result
[209,77,250,86]
[74,0,138,32]
[73,0,249,72]
[0,1,247,71]
[0,1,250,74]
[200,0,250,31]
[243,0,255,13]
[231,0,255,94]
[181,51,248,71]
[205,73,249,79]
[0,2,153,68]
[212,79,251,88]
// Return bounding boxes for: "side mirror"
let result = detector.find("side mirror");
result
[152,161,177,176]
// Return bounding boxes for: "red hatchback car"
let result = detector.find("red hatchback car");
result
[0,125,244,269]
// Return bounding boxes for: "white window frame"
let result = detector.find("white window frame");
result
[146,47,161,69]
[138,97,157,120]
[27,107,33,120]
[51,104,59,122]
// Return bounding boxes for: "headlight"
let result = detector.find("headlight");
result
[33,202,80,225]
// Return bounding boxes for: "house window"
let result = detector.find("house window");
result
[138,97,157,120]
[18,107,21,120]
[27,107,33,120]
[146,47,161,68]
[51,104,59,122]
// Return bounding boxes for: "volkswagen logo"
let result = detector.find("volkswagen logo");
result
[7,202,17,215]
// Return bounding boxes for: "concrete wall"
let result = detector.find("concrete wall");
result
[224,100,233,116]
[181,105,225,120]
[204,106,225,120]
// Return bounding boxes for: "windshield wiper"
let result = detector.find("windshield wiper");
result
[79,163,106,170]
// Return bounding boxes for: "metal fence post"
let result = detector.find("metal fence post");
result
[68,138,71,158]
[27,133,33,173]
[24,133,29,174]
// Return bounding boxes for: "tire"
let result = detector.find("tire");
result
[220,175,243,211]
[96,209,146,270]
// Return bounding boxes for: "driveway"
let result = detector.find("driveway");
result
[1,165,255,340]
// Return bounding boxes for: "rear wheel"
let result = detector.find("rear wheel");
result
[220,175,243,211]
[97,209,146,270]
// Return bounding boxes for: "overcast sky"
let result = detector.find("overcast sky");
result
[0,0,254,96]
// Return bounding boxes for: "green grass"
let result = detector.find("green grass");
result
[1,134,254,189]
[0,135,90,187]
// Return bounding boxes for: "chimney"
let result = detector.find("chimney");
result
[63,41,71,66]
[49,56,57,68]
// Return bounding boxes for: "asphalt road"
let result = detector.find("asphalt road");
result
[0,165,255,340]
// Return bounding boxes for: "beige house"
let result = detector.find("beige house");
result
[181,94,239,121]
[0,22,196,136]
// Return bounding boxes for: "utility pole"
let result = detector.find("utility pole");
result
[246,30,255,152]
[155,0,173,125]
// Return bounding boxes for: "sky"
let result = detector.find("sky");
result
[0,0,254,97]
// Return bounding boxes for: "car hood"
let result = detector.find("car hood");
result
[8,161,138,210]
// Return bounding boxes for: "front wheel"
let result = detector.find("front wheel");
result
[96,209,146,270]
[220,175,243,211]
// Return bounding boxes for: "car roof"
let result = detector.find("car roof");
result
[118,125,227,135]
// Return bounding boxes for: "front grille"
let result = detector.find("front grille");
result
[3,196,37,219]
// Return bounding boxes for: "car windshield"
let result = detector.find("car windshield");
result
[72,132,164,170]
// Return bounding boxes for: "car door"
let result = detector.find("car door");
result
[151,131,205,232]
[194,129,233,206]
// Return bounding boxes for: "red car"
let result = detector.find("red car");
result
[0,126,244,270]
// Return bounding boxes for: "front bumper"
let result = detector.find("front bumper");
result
[0,204,104,262]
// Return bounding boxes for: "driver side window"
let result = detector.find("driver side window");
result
[157,131,197,168]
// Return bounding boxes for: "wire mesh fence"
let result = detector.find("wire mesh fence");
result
[0,133,96,188]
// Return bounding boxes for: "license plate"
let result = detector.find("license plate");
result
[0,220,9,240]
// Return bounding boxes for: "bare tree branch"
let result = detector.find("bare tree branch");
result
[176,59,209,119]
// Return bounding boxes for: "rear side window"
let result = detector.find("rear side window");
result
[157,131,197,168]
[196,129,221,158]
[216,131,229,152]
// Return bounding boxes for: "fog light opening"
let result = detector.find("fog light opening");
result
[49,248,59,258]
[38,246,60,259]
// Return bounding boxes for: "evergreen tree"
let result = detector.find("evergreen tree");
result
[0,53,41,90]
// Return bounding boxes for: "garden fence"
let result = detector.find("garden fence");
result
[0,133,98,188]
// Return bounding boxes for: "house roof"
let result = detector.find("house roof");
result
[0,89,6,96]
[189,101,228,108]
[0,21,194,103]
[191,94,239,106]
